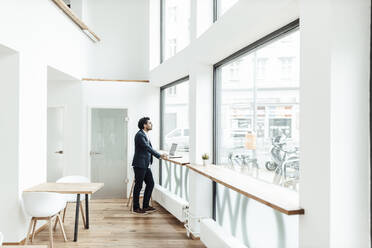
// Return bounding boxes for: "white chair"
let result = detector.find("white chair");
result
[56,175,90,227]
[23,192,67,248]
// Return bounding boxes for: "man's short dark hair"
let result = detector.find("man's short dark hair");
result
[138,117,150,130]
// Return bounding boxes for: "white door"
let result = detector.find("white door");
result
[47,107,64,182]
[90,108,127,199]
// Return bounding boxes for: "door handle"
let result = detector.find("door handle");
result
[55,150,64,154]
[90,151,102,156]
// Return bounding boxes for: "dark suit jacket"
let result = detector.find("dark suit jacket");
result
[132,129,160,168]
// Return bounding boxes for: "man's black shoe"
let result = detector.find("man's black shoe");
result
[133,208,148,214]
[143,206,156,213]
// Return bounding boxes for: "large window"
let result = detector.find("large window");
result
[161,77,190,152]
[214,22,300,191]
[160,77,190,200]
[161,0,191,61]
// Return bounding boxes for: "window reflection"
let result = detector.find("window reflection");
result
[162,0,191,61]
[162,80,190,152]
[216,30,300,191]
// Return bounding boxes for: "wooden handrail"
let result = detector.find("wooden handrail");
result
[52,0,101,42]
[82,78,150,83]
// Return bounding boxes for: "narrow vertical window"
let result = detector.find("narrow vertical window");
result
[161,0,191,61]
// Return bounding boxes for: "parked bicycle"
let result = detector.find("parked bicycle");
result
[265,135,300,187]
[227,152,259,171]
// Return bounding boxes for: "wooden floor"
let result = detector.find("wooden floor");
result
[29,199,205,248]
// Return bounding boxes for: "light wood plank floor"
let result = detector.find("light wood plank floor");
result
[29,199,205,248]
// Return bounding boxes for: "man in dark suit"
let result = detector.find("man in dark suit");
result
[132,117,167,214]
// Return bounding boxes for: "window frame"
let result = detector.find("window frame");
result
[213,0,218,22]
[369,6,372,239]
[160,0,164,63]
[212,19,300,219]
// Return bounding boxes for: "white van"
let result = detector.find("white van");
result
[164,128,189,152]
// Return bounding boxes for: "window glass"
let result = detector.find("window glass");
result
[162,0,191,61]
[160,79,190,201]
[168,129,182,138]
[216,30,300,191]
[184,129,189,136]
[161,80,190,152]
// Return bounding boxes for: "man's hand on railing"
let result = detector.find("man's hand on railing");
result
[161,154,168,160]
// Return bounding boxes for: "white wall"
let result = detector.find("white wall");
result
[299,1,332,246]
[82,82,160,196]
[0,0,92,242]
[0,46,24,242]
[0,0,91,79]
[47,76,84,177]
[300,0,371,247]
[0,0,152,241]
[85,0,150,80]
[329,1,370,246]
[47,80,160,197]
[189,64,213,164]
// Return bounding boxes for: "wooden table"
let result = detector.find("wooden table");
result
[24,183,104,242]
[3,246,47,248]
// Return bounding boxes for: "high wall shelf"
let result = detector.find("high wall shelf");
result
[52,0,101,42]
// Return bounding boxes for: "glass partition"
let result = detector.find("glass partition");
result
[215,184,298,247]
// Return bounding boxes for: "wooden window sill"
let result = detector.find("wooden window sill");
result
[186,164,304,215]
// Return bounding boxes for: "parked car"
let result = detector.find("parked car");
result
[164,128,189,152]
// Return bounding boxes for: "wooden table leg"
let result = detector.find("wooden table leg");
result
[73,194,80,242]
[48,217,53,248]
[85,194,89,229]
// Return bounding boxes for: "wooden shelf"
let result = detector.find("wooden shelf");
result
[82,78,149,83]
[52,0,101,42]
[186,164,304,215]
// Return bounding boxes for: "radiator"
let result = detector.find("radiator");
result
[200,219,247,248]
[152,184,189,222]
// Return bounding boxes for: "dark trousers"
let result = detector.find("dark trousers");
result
[133,167,154,210]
